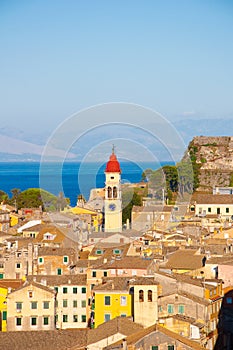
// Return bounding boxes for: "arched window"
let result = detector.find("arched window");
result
[139,290,144,302]
[113,186,117,198]
[108,186,112,199]
[148,290,152,302]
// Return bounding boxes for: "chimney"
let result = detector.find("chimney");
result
[122,339,127,350]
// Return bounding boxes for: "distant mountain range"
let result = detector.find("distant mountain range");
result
[0,118,233,162]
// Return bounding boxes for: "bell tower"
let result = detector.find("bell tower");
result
[104,146,122,232]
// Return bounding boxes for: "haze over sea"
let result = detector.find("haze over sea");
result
[0,161,174,206]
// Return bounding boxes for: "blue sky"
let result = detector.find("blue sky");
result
[0,0,233,134]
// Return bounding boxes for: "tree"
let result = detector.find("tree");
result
[122,190,142,224]
[0,190,9,204]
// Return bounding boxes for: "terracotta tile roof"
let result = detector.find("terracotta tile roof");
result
[0,279,24,290]
[86,317,143,346]
[159,291,211,306]
[23,224,44,231]
[9,281,55,295]
[132,205,173,213]
[93,277,129,292]
[89,242,130,259]
[27,274,87,286]
[165,249,205,270]
[101,255,154,270]
[166,314,205,328]
[79,250,90,259]
[103,323,206,350]
[192,193,233,205]
[128,276,159,286]
[93,276,159,292]
[0,329,88,350]
[38,247,77,257]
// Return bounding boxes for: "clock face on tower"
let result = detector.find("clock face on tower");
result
[108,203,116,211]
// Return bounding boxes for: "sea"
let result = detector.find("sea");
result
[0,161,174,206]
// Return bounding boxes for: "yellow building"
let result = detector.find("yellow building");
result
[9,213,20,227]
[7,281,55,331]
[0,280,23,332]
[92,278,132,328]
[64,206,102,232]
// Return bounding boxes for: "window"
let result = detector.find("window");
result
[81,300,86,308]
[139,290,144,302]
[226,207,230,213]
[2,311,7,320]
[121,314,127,317]
[16,317,22,326]
[168,346,174,350]
[81,315,86,322]
[43,301,49,309]
[158,305,163,312]
[63,299,68,307]
[113,186,117,198]
[217,208,220,214]
[31,302,37,309]
[105,296,111,305]
[152,347,159,350]
[148,290,153,302]
[57,268,62,275]
[168,304,174,314]
[63,256,68,264]
[96,249,103,255]
[178,305,184,314]
[73,315,78,322]
[16,302,22,311]
[31,317,37,326]
[73,300,78,307]
[16,263,21,269]
[226,297,232,304]
[38,257,44,264]
[0,273,4,279]
[120,296,127,306]
[63,315,68,322]
[63,287,68,294]
[81,287,86,294]
[43,316,49,325]
[28,291,33,298]
[0,263,4,268]
[103,271,107,277]
[54,286,58,293]
[92,271,96,277]
[113,249,120,254]
[107,186,112,198]
[73,287,77,294]
[208,207,211,213]
[104,314,111,322]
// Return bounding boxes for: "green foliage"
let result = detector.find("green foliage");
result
[7,188,69,211]
[0,190,9,203]
[122,189,142,224]
[229,173,233,187]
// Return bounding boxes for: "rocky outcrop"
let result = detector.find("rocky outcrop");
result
[188,136,233,191]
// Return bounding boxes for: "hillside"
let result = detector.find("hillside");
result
[187,136,233,192]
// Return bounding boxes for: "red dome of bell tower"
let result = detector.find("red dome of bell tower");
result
[105,146,121,173]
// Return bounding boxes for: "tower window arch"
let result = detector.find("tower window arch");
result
[148,290,152,302]
[107,186,112,199]
[113,186,117,198]
[139,290,144,302]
